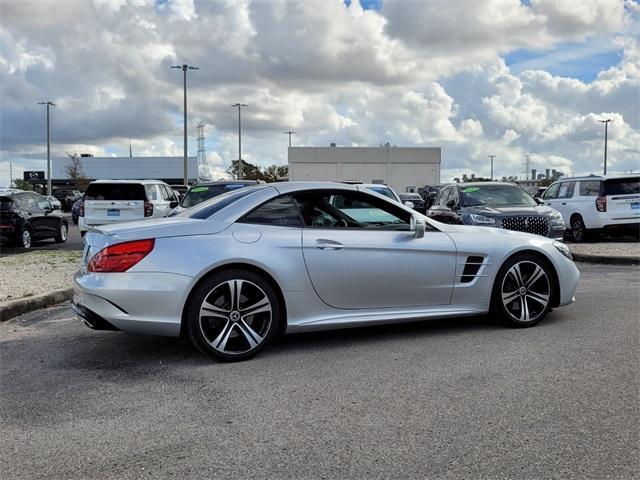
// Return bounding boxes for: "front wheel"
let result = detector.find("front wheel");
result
[55,221,68,243]
[186,270,281,361]
[491,254,554,327]
[17,228,32,249]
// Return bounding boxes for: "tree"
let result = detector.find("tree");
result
[13,179,33,191]
[226,159,267,181]
[262,164,288,182]
[64,154,90,191]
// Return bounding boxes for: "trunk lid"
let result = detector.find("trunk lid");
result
[603,177,640,219]
[83,182,147,226]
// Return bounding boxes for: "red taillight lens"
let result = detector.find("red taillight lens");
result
[88,239,155,273]
[144,201,153,217]
[79,201,84,217]
[595,196,607,212]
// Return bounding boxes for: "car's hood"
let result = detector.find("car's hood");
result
[464,205,556,217]
[92,216,228,241]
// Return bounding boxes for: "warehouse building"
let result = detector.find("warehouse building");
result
[288,147,441,193]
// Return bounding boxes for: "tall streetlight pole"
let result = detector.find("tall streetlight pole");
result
[283,131,296,147]
[37,101,55,195]
[488,155,495,181]
[171,63,199,186]
[231,103,248,180]
[599,119,612,175]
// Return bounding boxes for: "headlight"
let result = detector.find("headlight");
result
[469,214,496,225]
[552,240,572,260]
[551,211,564,224]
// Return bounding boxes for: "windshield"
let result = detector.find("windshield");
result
[366,186,397,201]
[461,185,536,207]
[181,183,252,208]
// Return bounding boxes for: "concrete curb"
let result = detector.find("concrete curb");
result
[0,288,73,322]
[572,253,640,266]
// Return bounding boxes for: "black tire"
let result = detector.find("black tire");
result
[490,253,554,328]
[80,230,86,238]
[55,221,68,243]
[570,214,597,243]
[186,269,281,361]
[16,227,32,249]
[72,215,78,225]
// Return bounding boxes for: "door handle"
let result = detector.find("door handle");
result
[315,239,344,250]
[561,202,567,205]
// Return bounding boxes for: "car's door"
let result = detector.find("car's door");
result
[542,182,560,209]
[295,189,456,309]
[24,194,48,237]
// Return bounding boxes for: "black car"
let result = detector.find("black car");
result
[422,184,443,209]
[71,197,84,224]
[426,182,565,240]
[398,193,426,214]
[53,189,83,211]
[0,192,68,248]
[168,180,259,216]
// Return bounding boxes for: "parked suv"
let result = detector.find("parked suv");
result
[0,191,68,248]
[53,189,82,211]
[398,192,426,213]
[541,175,640,242]
[79,180,179,236]
[427,182,565,239]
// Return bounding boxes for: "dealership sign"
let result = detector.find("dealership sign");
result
[23,171,45,182]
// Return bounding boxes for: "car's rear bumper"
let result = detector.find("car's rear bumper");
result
[73,270,193,337]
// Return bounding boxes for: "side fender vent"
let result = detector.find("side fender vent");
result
[461,256,485,283]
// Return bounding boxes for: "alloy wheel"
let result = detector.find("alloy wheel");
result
[60,224,68,241]
[198,279,272,356]
[21,230,31,249]
[571,216,585,242]
[501,261,550,323]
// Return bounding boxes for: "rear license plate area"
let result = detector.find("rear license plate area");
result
[631,202,640,210]
[107,209,120,217]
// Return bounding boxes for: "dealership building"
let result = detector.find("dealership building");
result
[50,155,202,187]
[288,147,441,193]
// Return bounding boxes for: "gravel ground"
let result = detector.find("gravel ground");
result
[569,241,640,258]
[0,250,82,304]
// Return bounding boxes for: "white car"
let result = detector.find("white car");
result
[541,175,640,242]
[79,180,179,236]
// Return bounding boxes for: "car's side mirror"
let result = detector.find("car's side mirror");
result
[410,215,426,238]
[169,201,179,209]
[404,200,415,209]
[44,204,53,213]
[535,197,544,205]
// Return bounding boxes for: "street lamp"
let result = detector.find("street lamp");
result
[599,119,612,175]
[231,103,248,180]
[283,131,296,147]
[488,155,495,181]
[171,63,199,186]
[37,101,56,195]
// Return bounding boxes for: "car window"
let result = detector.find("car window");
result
[22,194,38,209]
[578,180,600,196]
[183,186,268,220]
[557,181,575,199]
[434,187,448,207]
[240,195,302,227]
[603,177,640,195]
[36,196,50,209]
[159,184,173,201]
[85,183,146,201]
[543,182,560,200]
[293,190,411,230]
[365,185,397,202]
[447,188,459,206]
[145,184,159,201]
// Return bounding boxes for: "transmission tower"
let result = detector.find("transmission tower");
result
[196,123,210,180]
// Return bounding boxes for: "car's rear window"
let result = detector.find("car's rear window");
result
[0,197,14,211]
[85,183,146,201]
[603,177,640,196]
[183,186,267,219]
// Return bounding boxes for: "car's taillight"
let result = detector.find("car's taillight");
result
[79,202,84,217]
[144,201,153,217]
[595,196,607,212]
[88,239,155,273]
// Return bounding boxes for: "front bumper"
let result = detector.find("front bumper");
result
[73,270,194,337]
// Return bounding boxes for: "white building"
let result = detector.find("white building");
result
[288,147,441,193]
[52,155,202,186]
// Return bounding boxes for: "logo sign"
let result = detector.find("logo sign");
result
[23,171,45,182]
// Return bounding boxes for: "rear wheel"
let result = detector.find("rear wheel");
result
[491,254,554,327]
[55,221,68,243]
[186,270,280,361]
[17,228,32,249]
[570,214,598,243]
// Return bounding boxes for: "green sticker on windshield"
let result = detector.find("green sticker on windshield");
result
[463,187,480,193]
[190,186,209,193]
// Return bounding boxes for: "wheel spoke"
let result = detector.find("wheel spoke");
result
[519,296,531,322]
[229,280,244,311]
[240,298,270,316]
[502,290,520,305]
[236,320,263,349]
[525,265,544,289]
[526,290,549,307]
[211,320,234,351]
[509,264,524,288]
[201,300,230,319]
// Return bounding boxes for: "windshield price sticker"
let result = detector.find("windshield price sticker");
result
[463,187,480,193]
[190,186,209,193]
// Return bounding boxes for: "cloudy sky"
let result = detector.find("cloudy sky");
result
[1,0,638,185]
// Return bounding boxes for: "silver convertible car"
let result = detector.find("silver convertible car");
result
[73,182,580,361]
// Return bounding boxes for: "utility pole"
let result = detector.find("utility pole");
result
[171,63,199,186]
[129,139,133,158]
[283,131,296,147]
[231,103,248,180]
[488,155,495,180]
[599,119,612,175]
[37,101,55,195]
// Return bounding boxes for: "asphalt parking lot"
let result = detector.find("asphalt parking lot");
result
[0,215,83,256]
[1,263,638,479]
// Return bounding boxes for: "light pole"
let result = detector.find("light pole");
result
[488,155,495,181]
[171,63,199,186]
[231,103,248,180]
[283,131,296,147]
[37,101,55,195]
[599,119,612,175]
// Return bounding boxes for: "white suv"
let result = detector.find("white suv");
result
[79,180,179,237]
[541,175,640,242]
